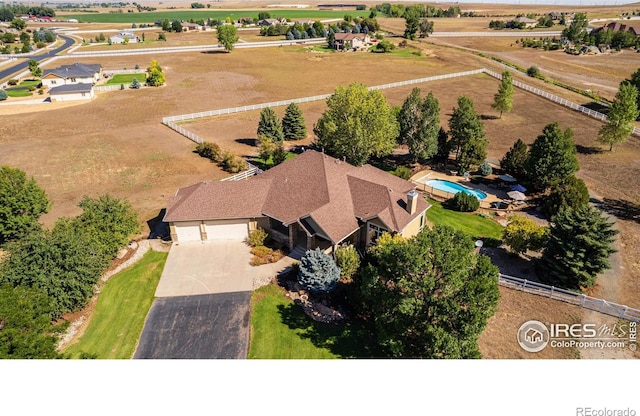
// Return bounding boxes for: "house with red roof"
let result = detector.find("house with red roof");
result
[163,150,430,252]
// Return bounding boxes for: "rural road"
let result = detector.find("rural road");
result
[0,34,75,81]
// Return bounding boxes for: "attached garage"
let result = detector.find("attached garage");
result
[174,221,202,242]
[204,220,249,241]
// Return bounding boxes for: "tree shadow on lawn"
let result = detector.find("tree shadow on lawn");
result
[235,138,258,147]
[480,114,499,120]
[595,198,640,224]
[276,303,384,358]
[576,144,605,155]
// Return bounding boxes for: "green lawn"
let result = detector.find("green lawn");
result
[63,249,167,359]
[61,9,357,24]
[425,198,504,241]
[251,152,296,171]
[6,89,32,97]
[248,284,381,359]
[106,73,146,85]
[20,79,41,87]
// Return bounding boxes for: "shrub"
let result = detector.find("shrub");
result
[334,244,360,282]
[246,227,268,247]
[250,245,284,266]
[38,89,43,95]
[479,162,493,176]
[221,151,247,173]
[502,215,548,255]
[298,247,341,294]
[27,86,36,92]
[195,141,222,162]
[0,90,7,101]
[120,83,125,90]
[445,192,480,212]
[542,175,589,219]
[8,79,18,86]
[527,65,541,78]
[392,166,412,180]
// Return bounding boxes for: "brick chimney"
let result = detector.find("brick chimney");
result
[407,190,418,215]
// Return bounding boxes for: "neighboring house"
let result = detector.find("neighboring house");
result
[592,21,640,37]
[295,19,315,26]
[237,17,254,25]
[181,22,204,31]
[109,30,140,44]
[515,17,538,28]
[258,18,288,26]
[41,63,102,88]
[48,83,94,102]
[164,150,430,252]
[333,32,371,50]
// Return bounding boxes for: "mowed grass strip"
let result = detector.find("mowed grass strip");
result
[425,198,504,240]
[106,73,146,85]
[60,9,354,23]
[64,249,167,359]
[6,89,32,97]
[249,284,380,359]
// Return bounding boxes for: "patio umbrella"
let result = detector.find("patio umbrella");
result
[510,184,527,193]
[507,190,526,201]
[499,174,517,182]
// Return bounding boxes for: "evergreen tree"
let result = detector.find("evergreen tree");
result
[597,82,639,151]
[500,139,528,178]
[448,95,487,172]
[538,205,618,290]
[542,175,590,219]
[281,102,306,141]
[435,127,450,164]
[492,70,514,118]
[257,107,284,143]
[130,77,141,89]
[298,248,340,294]
[524,122,579,191]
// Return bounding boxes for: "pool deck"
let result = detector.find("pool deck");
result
[410,169,510,206]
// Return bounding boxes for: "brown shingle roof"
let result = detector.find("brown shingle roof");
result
[334,32,368,42]
[164,151,430,243]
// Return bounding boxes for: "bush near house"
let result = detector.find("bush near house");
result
[444,192,480,212]
[298,248,341,294]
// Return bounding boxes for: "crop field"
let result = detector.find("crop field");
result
[58,9,357,24]
[1,36,639,358]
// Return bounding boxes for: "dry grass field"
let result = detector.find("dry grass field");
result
[1,19,639,358]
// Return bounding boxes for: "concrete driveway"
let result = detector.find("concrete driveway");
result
[155,240,254,297]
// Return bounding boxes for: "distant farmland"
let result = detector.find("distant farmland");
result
[58,9,356,23]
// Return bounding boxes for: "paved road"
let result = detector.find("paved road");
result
[0,34,75,81]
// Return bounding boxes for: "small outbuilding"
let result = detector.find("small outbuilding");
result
[49,83,94,102]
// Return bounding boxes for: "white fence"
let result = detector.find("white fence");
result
[499,274,640,322]
[103,68,146,75]
[483,69,640,138]
[431,31,563,38]
[94,84,134,91]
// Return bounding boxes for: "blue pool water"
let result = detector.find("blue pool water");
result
[425,179,487,200]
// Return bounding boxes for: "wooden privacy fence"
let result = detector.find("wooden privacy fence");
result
[499,274,640,323]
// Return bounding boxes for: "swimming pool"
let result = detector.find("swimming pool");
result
[425,179,487,200]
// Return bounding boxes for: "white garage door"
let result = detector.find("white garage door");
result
[175,221,202,242]
[205,220,249,240]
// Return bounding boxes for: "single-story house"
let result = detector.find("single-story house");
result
[181,22,204,31]
[41,63,102,88]
[109,30,139,44]
[258,18,288,27]
[163,150,430,252]
[333,32,370,50]
[515,16,538,28]
[48,83,94,102]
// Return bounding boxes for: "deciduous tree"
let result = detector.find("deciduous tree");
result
[624,68,640,116]
[538,206,618,290]
[492,70,514,118]
[359,226,500,358]
[146,59,165,86]
[217,24,239,52]
[562,12,588,42]
[542,175,589,219]
[524,122,579,191]
[502,215,548,255]
[398,88,440,161]
[419,19,434,38]
[314,83,399,166]
[403,6,420,40]
[0,166,49,244]
[281,102,306,141]
[597,82,639,151]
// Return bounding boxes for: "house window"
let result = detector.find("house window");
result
[419,213,425,230]
[70,78,76,82]
[81,92,86,96]
[367,223,387,245]
[51,80,56,85]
